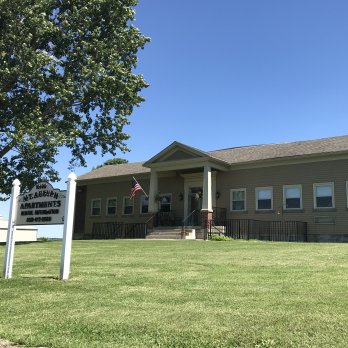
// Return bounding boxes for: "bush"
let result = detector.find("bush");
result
[37,237,49,242]
[209,234,233,241]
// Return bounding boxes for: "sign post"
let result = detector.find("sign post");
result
[60,172,77,280]
[3,179,21,279]
[3,173,76,280]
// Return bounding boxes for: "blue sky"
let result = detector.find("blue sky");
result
[1,0,348,237]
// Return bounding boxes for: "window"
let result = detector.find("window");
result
[159,194,171,212]
[256,187,273,210]
[283,185,302,209]
[230,189,246,211]
[91,199,101,216]
[313,183,334,208]
[140,195,149,214]
[106,197,117,216]
[123,197,134,215]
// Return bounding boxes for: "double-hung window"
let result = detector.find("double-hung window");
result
[123,196,134,215]
[313,183,334,208]
[256,187,273,210]
[91,199,101,216]
[283,185,302,209]
[106,197,117,216]
[230,189,246,211]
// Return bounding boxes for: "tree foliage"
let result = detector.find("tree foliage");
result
[93,157,128,169]
[0,0,149,198]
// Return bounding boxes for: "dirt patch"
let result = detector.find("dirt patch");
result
[0,340,47,348]
[0,340,19,348]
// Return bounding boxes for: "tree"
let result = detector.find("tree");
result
[0,0,149,198]
[93,157,128,169]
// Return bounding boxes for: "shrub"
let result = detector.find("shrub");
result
[37,237,49,242]
[209,234,233,241]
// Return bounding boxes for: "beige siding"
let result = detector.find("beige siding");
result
[80,175,185,237]
[77,158,348,241]
[158,176,185,220]
[217,159,348,241]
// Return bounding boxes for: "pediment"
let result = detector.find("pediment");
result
[155,148,202,163]
[144,141,209,166]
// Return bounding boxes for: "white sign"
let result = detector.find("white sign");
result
[16,182,66,225]
[3,174,76,280]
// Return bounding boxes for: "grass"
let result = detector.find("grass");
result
[0,239,347,348]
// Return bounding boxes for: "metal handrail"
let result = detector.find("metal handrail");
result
[208,220,226,239]
[182,209,197,225]
[181,209,201,237]
[145,213,157,232]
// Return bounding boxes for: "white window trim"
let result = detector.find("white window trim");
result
[90,198,101,216]
[123,196,134,215]
[159,193,172,211]
[230,188,246,211]
[140,195,149,215]
[283,185,302,210]
[255,187,273,211]
[106,197,117,216]
[313,182,335,209]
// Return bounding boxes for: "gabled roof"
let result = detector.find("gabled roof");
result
[77,135,348,181]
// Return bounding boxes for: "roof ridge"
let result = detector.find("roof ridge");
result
[208,134,348,153]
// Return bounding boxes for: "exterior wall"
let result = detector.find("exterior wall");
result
[78,175,185,238]
[76,158,348,242]
[0,228,38,243]
[73,185,87,239]
[0,217,38,242]
[216,158,348,242]
[157,176,185,221]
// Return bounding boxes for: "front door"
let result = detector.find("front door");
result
[188,187,202,225]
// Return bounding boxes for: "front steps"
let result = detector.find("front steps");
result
[146,226,204,240]
[146,227,182,240]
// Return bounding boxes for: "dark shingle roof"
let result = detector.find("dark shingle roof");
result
[208,135,348,164]
[78,135,348,181]
[78,161,150,181]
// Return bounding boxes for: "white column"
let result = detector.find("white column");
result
[148,170,158,213]
[202,165,213,211]
[60,172,77,280]
[3,179,21,279]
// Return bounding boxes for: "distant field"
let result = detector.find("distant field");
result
[0,240,347,348]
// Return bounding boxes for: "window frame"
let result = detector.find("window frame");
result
[90,198,102,216]
[106,197,117,216]
[313,182,335,209]
[283,185,302,210]
[255,187,273,211]
[140,195,149,214]
[123,196,134,215]
[230,188,247,212]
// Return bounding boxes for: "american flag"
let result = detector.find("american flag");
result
[130,177,143,199]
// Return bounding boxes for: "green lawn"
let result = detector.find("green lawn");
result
[0,240,347,348]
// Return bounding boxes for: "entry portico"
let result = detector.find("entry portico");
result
[143,141,230,225]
